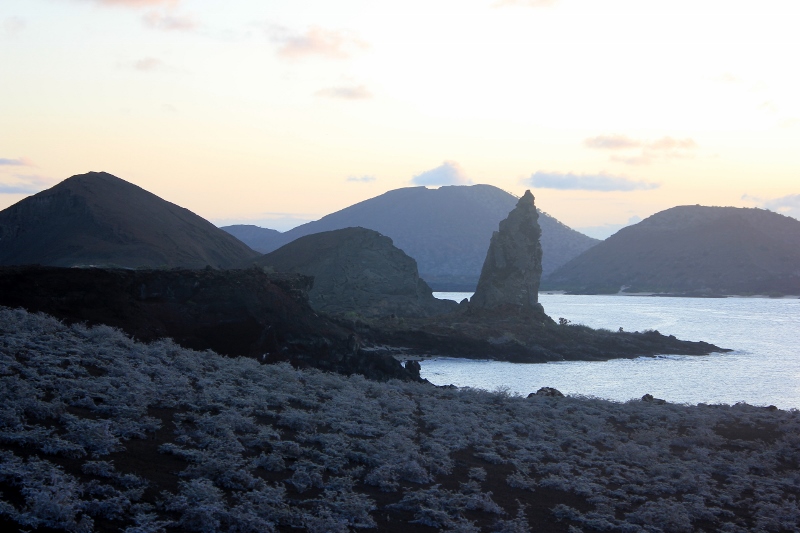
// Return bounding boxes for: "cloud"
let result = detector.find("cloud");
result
[132,57,165,71]
[586,134,696,166]
[3,17,26,36]
[346,175,376,183]
[647,136,697,151]
[525,171,659,192]
[266,25,368,60]
[0,175,54,194]
[410,161,471,186]
[749,193,800,220]
[0,157,33,166]
[142,10,196,31]
[493,0,557,7]
[584,135,641,150]
[316,85,372,100]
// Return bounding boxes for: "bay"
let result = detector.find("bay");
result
[423,292,800,409]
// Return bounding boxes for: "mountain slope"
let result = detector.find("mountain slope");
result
[223,185,598,290]
[250,227,457,318]
[0,171,259,269]
[543,205,800,295]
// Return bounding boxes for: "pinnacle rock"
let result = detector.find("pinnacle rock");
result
[470,190,543,311]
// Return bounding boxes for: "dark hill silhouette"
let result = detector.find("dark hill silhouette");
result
[249,227,457,318]
[543,205,800,295]
[0,171,259,269]
[222,184,598,290]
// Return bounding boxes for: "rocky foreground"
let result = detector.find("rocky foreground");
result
[0,266,419,382]
[1,308,798,533]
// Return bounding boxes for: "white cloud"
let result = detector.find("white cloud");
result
[410,161,471,186]
[525,171,659,192]
[346,175,376,183]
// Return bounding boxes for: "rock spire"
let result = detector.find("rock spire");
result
[470,190,543,311]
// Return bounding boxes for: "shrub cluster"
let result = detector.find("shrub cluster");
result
[1,306,799,532]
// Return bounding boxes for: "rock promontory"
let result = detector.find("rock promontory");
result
[244,227,457,319]
[470,190,544,312]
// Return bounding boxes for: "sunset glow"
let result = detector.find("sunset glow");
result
[2,0,798,237]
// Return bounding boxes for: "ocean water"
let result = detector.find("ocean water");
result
[424,292,800,409]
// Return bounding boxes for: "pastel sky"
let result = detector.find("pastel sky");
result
[1,0,798,238]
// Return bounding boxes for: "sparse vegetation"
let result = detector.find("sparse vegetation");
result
[1,306,799,532]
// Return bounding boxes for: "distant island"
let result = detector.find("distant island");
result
[543,205,800,297]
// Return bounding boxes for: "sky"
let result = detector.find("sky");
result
[1,0,799,238]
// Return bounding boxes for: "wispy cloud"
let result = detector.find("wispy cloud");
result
[265,25,369,60]
[3,17,26,36]
[316,85,372,100]
[493,0,557,7]
[584,135,641,150]
[0,157,34,167]
[132,57,165,71]
[346,175,376,183]
[142,10,196,31]
[0,174,54,194]
[585,134,696,166]
[410,161,471,186]
[525,171,659,192]
[745,193,800,220]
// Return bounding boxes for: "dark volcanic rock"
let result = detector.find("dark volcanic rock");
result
[222,184,598,290]
[0,266,419,381]
[359,194,728,363]
[0,171,259,269]
[544,205,800,296]
[471,190,543,311]
[245,227,457,319]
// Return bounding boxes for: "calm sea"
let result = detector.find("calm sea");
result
[424,293,800,410]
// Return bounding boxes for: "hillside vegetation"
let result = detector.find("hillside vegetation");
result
[223,185,598,290]
[544,206,800,296]
[2,307,799,532]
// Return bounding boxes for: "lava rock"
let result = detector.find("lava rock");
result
[471,190,543,311]
[532,387,565,398]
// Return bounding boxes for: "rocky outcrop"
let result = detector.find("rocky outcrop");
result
[245,227,457,319]
[0,266,420,382]
[358,191,728,363]
[0,171,259,269]
[470,190,544,312]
